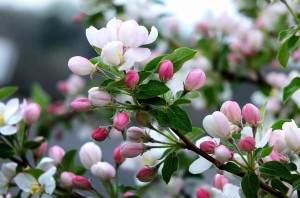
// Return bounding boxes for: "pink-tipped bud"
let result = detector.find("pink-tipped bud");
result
[91,162,116,180]
[120,143,147,158]
[127,126,147,142]
[23,103,41,125]
[113,145,126,164]
[159,60,174,82]
[200,141,216,154]
[220,101,242,124]
[48,145,65,165]
[214,145,232,162]
[136,166,157,182]
[125,70,140,89]
[72,175,92,190]
[213,174,229,190]
[33,137,48,158]
[184,69,206,91]
[113,112,129,131]
[196,188,210,198]
[60,171,76,188]
[123,192,135,198]
[242,103,260,127]
[79,142,102,169]
[238,136,255,152]
[88,87,112,107]
[92,128,109,142]
[71,98,92,112]
[68,56,97,76]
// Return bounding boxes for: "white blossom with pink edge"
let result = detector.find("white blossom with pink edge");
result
[86,18,158,70]
[0,98,26,136]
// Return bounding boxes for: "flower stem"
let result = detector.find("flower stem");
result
[280,0,300,24]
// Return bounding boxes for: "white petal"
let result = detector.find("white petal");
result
[188,157,212,174]
[0,172,9,194]
[4,98,19,121]
[0,125,17,135]
[0,103,5,114]
[119,20,139,47]
[101,41,123,66]
[256,129,272,148]
[124,48,151,62]
[211,187,226,198]
[36,157,55,171]
[96,28,111,48]
[106,18,123,41]
[131,26,148,47]
[144,26,158,45]
[223,183,240,198]
[240,126,252,138]
[86,26,99,47]
[43,177,55,194]
[195,136,213,147]
[14,173,36,193]
[118,58,134,71]
[7,111,23,125]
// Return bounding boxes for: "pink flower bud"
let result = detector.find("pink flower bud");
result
[68,56,97,76]
[91,162,116,180]
[57,81,69,94]
[92,128,109,142]
[127,126,147,142]
[33,136,48,158]
[196,188,210,198]
[136,166,157,182]
[48,145,65,165]
[72,175,92,190]
[242,103,260,127]
[79,142,102,169]
[88,87,111,107]
[214,145,232,162]
[238,136,255,152]
[200,140,216,154]
[184,69,206,91]
[202,111,231,140]
[60,171,76,188]
[23,103,41,125]
[123,192,135,198]
[159,60,174,82]
[262,149,280,163]
[125,70,140,89]
[213,174,229,190]
[113,112,129,131]
[220,101,242,124]
[120,143,147,158]
[113,145,125,164]
[71,98,92,112]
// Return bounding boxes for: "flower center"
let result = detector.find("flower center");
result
[0,114,5,126]
[143,155,155,165]
[117,51,124,65]
[30,182,42,195]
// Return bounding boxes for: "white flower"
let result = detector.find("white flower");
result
[0,162,17,195]
[0,98,26,135]
[0,172,9,195]
[14,167,56,197]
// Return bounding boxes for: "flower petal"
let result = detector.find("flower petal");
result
[106,18,123,41]
[223,184,241,198]
[256,129,272,148]
[101,41,123,66]
[119,20,139,47]
[14,173,36,193]
[36,157,55,171]
[124,48,151,62]
[189,157,212,174]
[0,172,9,194]
[144,26,158,45]
[4,98,19,121]
[86,26,99,47]
[7,111,23,125]
[0,125,17,135]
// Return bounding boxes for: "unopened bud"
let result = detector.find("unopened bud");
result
[33,137,48,158]
[159,60,174,82]
[242,103,260,127]
[238,136,255,152]
[125,70,140,89]
[72,175,92,190]
[24,103,41,125]
[92,127,109,142]
[184,69,206,91]
[60,171,76,188]
[136,166,157,182]
[68,56,97,76]
[71,98,92,112]
[123,192,136,198]
[214,145,232,162]
[213,174,229,190]
[91,162,116,180]
[200,141,216,154]
[113,145,126,165]
[79,142,102,169]
[127,126,148,142]
[220,101,242,124]
[196,188,210,198]
[48,145,65,165]
[113,112,129,131]
[88,87,112,107]
[120,143,147,158]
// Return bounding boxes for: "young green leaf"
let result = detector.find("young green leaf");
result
[31,83,50,111]
[162,152,178,184]
[271,119,292,130]
[224,162,244,175]
[259,161,291,180]
[167,104,192,132]
[283,77,300,103]
[260,146,273,158]
[144,55,167,72]
[135,80,170,99]
[0,86,18,100]
[241,171,259,198]
[149,109,170,127]
[185,127,205,141]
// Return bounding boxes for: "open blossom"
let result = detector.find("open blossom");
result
[86,18,158,70]
[0,162,17,195]
[282,120,300,153]
[0,98,26,136]
[14,167,56,197]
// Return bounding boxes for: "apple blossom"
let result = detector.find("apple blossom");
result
[184,69,206,91]
[48,145,65,165]
[200,140,216,154]
[125,70,140,89]
[113,145,126,165]
[79,142,102,169]
[91,162,116,180]
[72,175,92,190]
[238,136,255,152]
[88,87,112,107]
[242,103,260,127]
[92,127,109,141]
[268,130,287,153]
[68,56,97,76]
[23,103,41,125]
[127,126,147,142]
[214,145,232,163]
[220,101,242,124]
[123,192,135,198]
[213,174,229,190]
[60,172,75,188]
[33,137,48,158]
[71,98,92,112]
[136,166,157,182]
[120,143,147,158]
[282,121,300,153]
[113,112,129,131]
[196,188,210,198]
[159,60,174,82]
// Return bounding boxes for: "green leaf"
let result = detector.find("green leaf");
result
[283,77,300,103]
[106,79,126,88]
[167,104,192,132]
[61,150,77,172]
[286,163,297,171]
[90,57,121,77]
[158,147,175,160]
[241,171,259,198]
[144,55,167,71]
[224,162,244,175]
[99,79,114,87]
[173,98,191,105]
[0,143,14,159]
[31,83,50,111]
[26,168,44,179]
[149,109,170,127]
[259,161,291,180]
[0,86,18,100]
[135,80,170,99]
[185,127,205,141]
[184,91,201,99]
[271,119,292,130]
[162,152,178,184]
[278,25,299,42]
[293,179,300,190]
[277,35,300,68]
[271,179,289,194]
[24,139,45,150]
[138,71,152,83]
[163,47,197,73]
[139,97,166,106]
[260,146,273,158]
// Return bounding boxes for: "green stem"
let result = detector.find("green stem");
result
[281,0,300,23]
[149,126,177,143]
[149,145,172,149]
[229,138,252,169]
[90,188,105,198]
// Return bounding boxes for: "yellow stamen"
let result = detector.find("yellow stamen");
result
[143,155,155,165]
[30,182,42,195]
[0,114,5,126]
[117,51,124,65]
[24,166,31,171]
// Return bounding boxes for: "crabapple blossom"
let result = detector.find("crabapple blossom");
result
[68,56,97,76]
[23,103,41,125]
[242,103,260,127]
[200,140,216,154]
[214,145,232,163]
[113,112,129,131]
[238,136,255,152]
[159,60,174,82]
[71,98,92,112]
[113,145,126,165]
[125,70,140,89]
[91,162,116,180]
[120,143,147,158]
[136,166,157,182]
[184,69,206,91]
[220,101,242,124]
[268,130,287,153]
[92,127,109,142]
[127,126,147,142]
[196,188,210,198]
[60,172,75,188]
[72,176,92,190]
[33,137,48,158]
[48,146,65,165]
[213,174,229,190]
[79,142,102,169]
[88,87,112,107]
[282,121,300,153]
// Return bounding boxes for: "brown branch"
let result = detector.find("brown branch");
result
[171,128,288,198]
